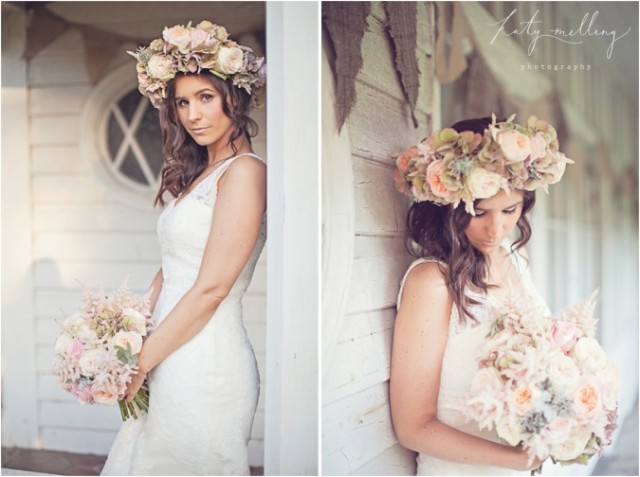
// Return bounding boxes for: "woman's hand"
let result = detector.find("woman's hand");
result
[514,445,544,472]
[125,368,147,402]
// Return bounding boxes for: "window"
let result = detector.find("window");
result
[80,62,163,205]
[105,88,163,189]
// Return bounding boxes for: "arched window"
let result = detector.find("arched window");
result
[105,88,163,189]
[81,62,163,205]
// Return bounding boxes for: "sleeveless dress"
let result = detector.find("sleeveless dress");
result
[101,153,266,476]
[396,243,549,476]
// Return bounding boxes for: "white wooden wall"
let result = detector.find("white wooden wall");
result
[322,3,436,475]
[2,13,267,467]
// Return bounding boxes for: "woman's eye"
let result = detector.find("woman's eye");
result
[504,208,517,215]
[473,211,486,218]
[176,99,188,107]
[201,94,214,102]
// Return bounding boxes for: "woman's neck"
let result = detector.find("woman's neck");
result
[206,135,252,166]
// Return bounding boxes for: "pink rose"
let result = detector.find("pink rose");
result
[529,132,547,160]
[71,382,94,404]
[495,129,532,163]
[163,25,192,53]
[426,160,451,198]
[66,339,85,360]
[551,320,581,354]
[91,382,119,406]
[190,28,209,49]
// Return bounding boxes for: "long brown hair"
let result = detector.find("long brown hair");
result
[405,117,536,322]
[154,73,258,206]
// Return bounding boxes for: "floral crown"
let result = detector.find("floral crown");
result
[393,114,573,215]
[128,21,266,109]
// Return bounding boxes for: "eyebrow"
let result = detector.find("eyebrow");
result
[474,200,523,212]
[174,88,216,100]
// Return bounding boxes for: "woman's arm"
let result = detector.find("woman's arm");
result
[148,268,163,314]
[390,262,536,471]
[126,155,266,400]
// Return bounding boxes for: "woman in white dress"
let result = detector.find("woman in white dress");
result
[101,21,266,476]
[390,116,572,475]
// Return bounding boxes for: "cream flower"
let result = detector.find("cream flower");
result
[465,167,502,200]
[79,349,107,376]
[217,46,245,75]
[547,351,580,392]
[55,333,72,355]
[572,337,608,372]
[112,331,143,355]
[146,55,175,81]
[122,307,148,336]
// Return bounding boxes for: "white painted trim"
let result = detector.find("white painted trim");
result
[264,3,319,475]
[79,62,156,209]
[1,9,40,448]
[320,44,355,378]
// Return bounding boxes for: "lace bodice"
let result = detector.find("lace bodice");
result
[157,153,266,303]
[396,242,548,475]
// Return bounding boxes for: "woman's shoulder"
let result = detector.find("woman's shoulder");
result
[397,258,449,310]
[219,153,266,183]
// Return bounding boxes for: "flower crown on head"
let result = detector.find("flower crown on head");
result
[128,21,266,109]
[393,114,573,215]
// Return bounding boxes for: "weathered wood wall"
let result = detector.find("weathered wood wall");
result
[322,3,437,474]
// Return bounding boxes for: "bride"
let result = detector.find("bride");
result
[390,115,572,475]
[101,21,267,475]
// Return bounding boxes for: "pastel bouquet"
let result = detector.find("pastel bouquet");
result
[52,279,153,420]
[464,291,619,468]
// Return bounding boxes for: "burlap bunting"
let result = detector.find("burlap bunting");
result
[384,2,420,128]
[322,2,371,132]
[22,4,145,85]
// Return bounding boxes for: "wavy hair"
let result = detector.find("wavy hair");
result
[154,73,259,206]
[405,117,536,323]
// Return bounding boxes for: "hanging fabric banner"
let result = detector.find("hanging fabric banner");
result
[22,5,70,60]
[322,1,371,132]
[22,4,145,85]
[384,2,420,128]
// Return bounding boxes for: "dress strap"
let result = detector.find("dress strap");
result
[396,258,444,310]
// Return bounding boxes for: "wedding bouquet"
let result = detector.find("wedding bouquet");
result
[464,291,619,467]
[52,278,153,420]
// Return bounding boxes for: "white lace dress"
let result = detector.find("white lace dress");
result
[101,153,266,476]
[397,244,549,476]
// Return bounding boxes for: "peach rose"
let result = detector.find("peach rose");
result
[163,25,192,53]
[91,382,119,406]
[112,331,143,355]
[574,381,601,417]
[425,160,451,198]
[495,129,532,163]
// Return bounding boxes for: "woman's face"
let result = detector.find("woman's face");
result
[174,75,234,150]
[464,189,524,254]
